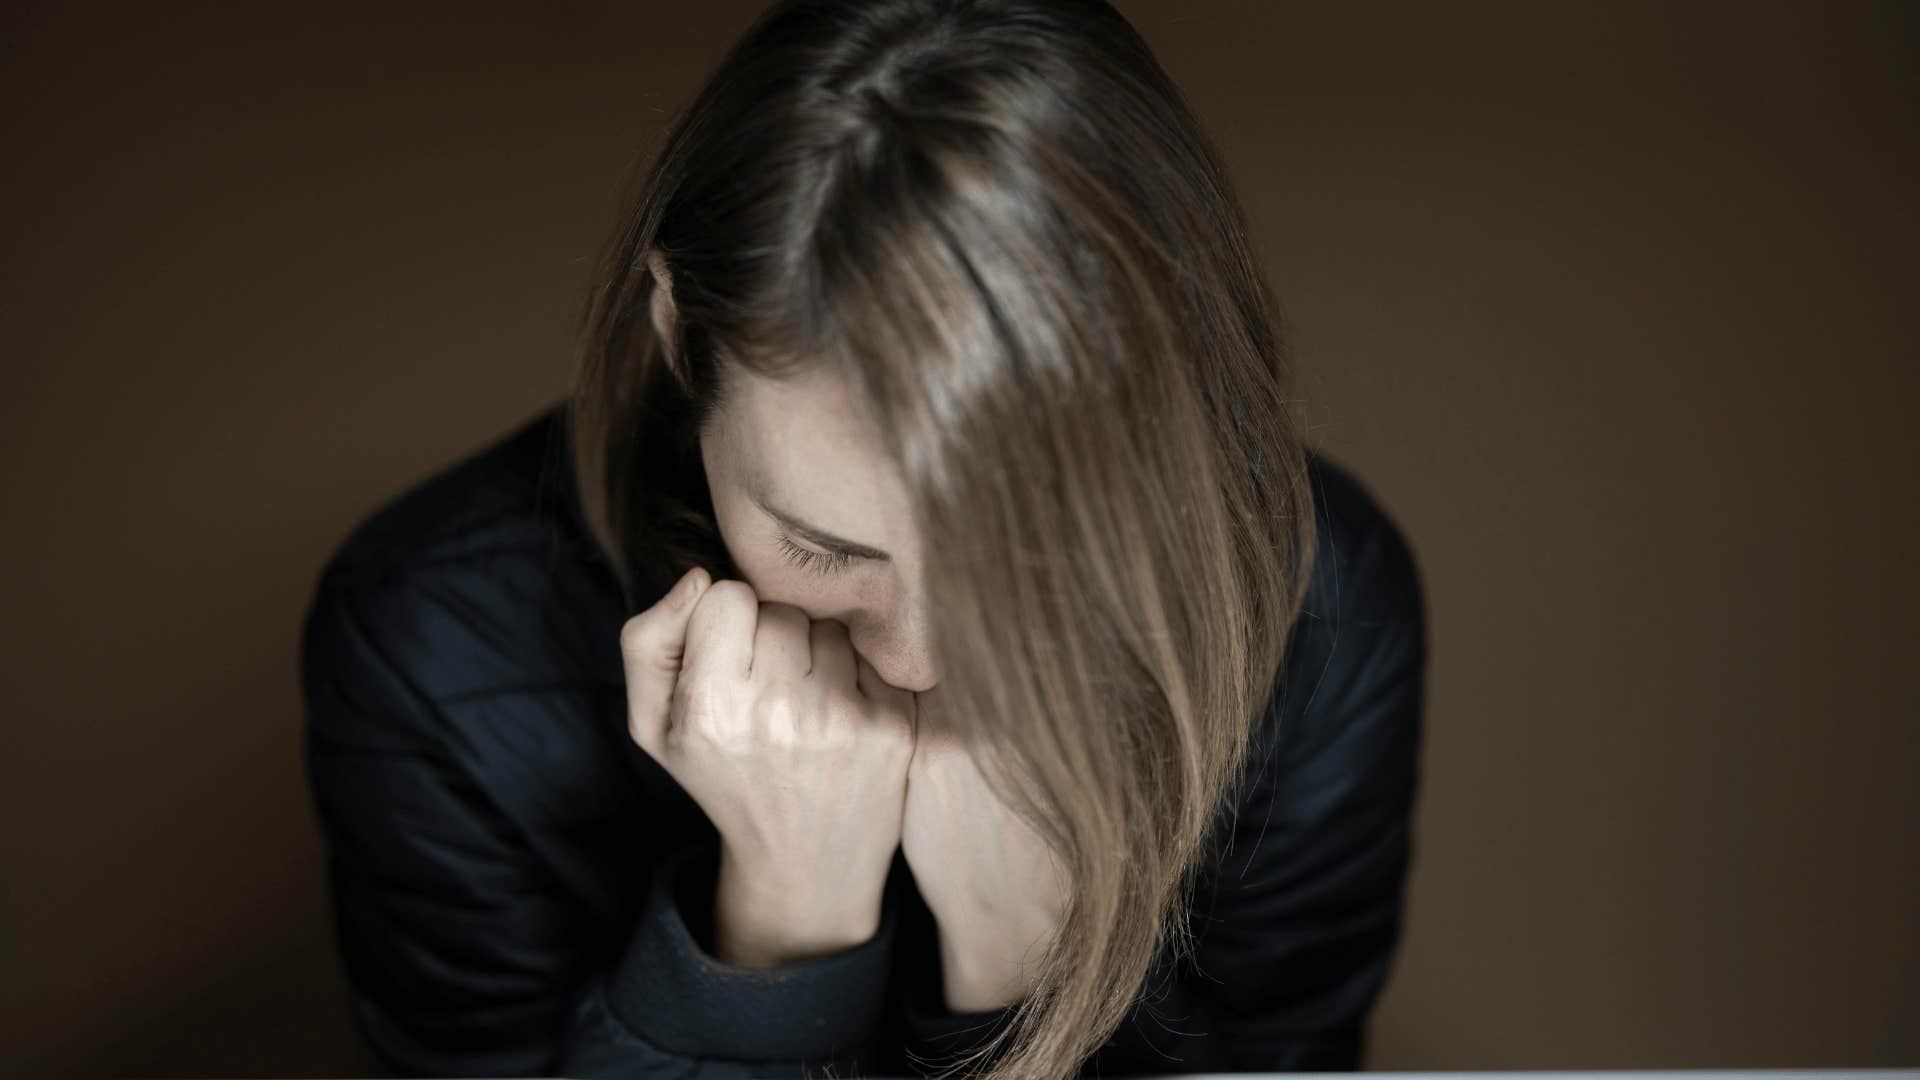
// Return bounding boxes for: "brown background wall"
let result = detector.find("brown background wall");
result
[3,1,1914,1075]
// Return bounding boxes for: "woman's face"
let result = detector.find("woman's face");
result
[698,363,940,693]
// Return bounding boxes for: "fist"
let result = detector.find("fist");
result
[621,568,918,956]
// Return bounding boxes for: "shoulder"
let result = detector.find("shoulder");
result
[302,400,626,708]
[317,400,583,591]
[1193,450,1425,889]
[1297,450,1425,632]
[300,401,648,831]
[1260,450,1428,766]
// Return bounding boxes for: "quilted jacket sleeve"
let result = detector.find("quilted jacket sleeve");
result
[1182,507,1426,1070]
[301,575,900,1080]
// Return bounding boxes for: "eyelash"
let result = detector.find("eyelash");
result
[775,531,856,576]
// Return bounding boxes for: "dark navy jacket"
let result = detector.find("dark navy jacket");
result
[299,400,1426,1079]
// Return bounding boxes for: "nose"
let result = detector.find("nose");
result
[851,590,939,693]
[856,636,938,694]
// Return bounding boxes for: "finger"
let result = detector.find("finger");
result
[751,601,812,677]
[619,565,711,756]
[807,617,857,689]
[683,578,755,687]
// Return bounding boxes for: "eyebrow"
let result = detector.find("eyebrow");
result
[743,463,894,563]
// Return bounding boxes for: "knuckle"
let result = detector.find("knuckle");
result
[704,579,754,611]
[733,680,794,737]
[682,695,747,755]
[617,614,653,655]
[756,679,795,711]
[675,681,724,739]
[755,682,803,732]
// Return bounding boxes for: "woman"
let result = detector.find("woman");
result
[301,1,1426,1078]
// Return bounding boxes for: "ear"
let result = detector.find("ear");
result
[645,247,678,362]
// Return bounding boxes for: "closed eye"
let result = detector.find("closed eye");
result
[775,531,857,576]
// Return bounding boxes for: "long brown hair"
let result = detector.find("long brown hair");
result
[566,2,1317,1076]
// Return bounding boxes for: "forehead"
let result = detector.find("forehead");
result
[725,363,879,460]
[722,365,914,524]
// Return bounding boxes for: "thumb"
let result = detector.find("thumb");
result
[620,565,711,758]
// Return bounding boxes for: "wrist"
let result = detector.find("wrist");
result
[934,916,1041,1012]
[713,845,882,966]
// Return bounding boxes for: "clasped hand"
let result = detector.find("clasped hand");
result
[621,568,1068,1009]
